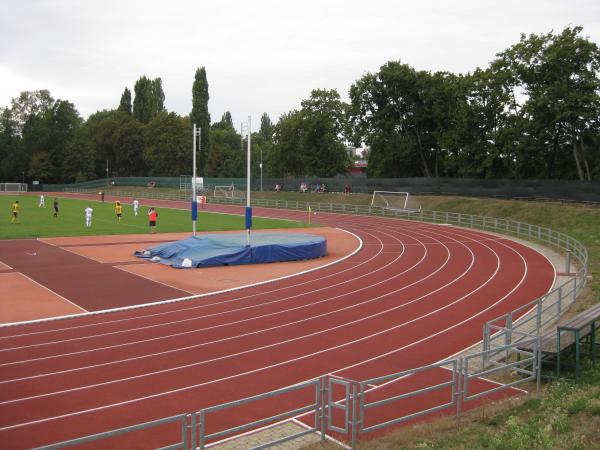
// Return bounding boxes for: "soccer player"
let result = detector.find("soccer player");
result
[147,207,158,234]
[39,194,45,208]
[115,201,123,222]
[53,199,59,218]
[133,199,139,216]
[10,200,20,224]
[84,205,93,227]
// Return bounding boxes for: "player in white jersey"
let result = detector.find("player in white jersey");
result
[133,199,139,216]
[39,194,45,208]
[84,206,93,227]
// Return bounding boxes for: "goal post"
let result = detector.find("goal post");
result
[0,183,27,192]
[213,183,236,198]
[370,191,421,212]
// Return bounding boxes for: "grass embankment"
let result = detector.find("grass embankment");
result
[0,195,307,239]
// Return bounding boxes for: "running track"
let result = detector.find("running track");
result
[0,197,555,449]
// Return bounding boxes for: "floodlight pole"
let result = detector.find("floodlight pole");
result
[105,160,109,187]
[192,124,201,237]
[260,148,263,192]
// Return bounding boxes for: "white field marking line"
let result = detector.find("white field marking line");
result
[12,272,87,314]
[0,228,410,367]
[0,234,509,432]
[0,229,400,355]
[0,261,14,270]
[0,226,363,333]
[0,231,461,402]
[113,264,197,295]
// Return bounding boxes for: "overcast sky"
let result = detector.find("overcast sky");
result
[1,0,599,128]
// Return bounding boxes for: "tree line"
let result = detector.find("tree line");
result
[0,26,599,184]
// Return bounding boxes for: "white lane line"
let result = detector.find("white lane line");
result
[0,241,511,431]
[0,232,393,355]
[0,231,400,365]
[0,231,463,401]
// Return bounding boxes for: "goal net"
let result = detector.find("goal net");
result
[370,191,421,212]
[0,183,27,192]
[213,183,236,198]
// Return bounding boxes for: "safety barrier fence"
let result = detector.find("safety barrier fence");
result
[43,189,586,449]
[35,338,540,450]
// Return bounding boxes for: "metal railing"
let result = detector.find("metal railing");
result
[196,379,324,450]
[34,414,191,450]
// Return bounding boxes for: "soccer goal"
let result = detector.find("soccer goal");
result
[370,191,421,212]
[213,183,236,198]
[0,183,27,192]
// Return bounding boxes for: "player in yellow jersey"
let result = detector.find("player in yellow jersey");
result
[10,200,20,224]
[115,201,123,222]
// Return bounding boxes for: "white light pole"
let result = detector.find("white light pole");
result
[241,117,252,246]
[192,124,201,236]
[260,148,263,192]
[105,160,109,187]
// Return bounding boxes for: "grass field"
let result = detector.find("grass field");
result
[0,194,308,239]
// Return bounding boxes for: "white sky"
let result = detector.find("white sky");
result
[1,0,599,128]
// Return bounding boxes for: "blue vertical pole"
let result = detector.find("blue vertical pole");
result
[192,124,199,236]
[246,116,252,246]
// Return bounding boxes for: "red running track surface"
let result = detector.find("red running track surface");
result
[0,199,555,449]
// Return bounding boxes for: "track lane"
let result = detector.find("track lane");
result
[0,200,555,449]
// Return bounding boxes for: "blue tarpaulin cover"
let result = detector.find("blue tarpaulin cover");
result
[134,232,327,268]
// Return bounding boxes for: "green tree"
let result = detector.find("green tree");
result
[133,76,155,124]
[87,111,145,177]
[350,62,435,177]
[151,78,165,114]
[272,89,350,177]
[260,112,273,142]
[62,124,96,182]
[191,67,211,175]
[144,112,190,176]
[212,111,235,131]
[20,99,82,183]
[0,108,24,182]
[495,26,600,180]
[9,90,54,135]
[207,127,245,177]
[118,88,132,115]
